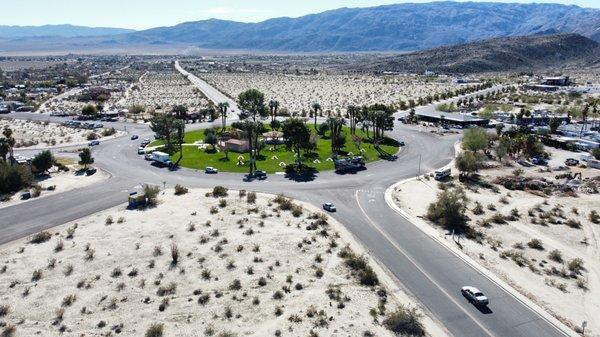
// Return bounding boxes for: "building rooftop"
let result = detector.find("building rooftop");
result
[417,110,488,122]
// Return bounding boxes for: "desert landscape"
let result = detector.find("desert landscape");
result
[393,145,600,335]
[0,188,443,337]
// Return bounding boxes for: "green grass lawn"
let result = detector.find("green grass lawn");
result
[149,125,399,173]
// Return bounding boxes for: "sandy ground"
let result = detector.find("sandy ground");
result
[393,147,600,335]
[0,166,109,210]
[118,70,209,113]
[199,72,468,114]
[0,189,447,337]
[0,118,124,149]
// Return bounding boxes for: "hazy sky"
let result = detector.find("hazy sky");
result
[2,0,598,30]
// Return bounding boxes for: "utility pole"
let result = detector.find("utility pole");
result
[418,154,422,178]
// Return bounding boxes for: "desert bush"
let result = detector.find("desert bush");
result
[29,231,52,244]
[258,277,267,287]
[219,199,227,208]
[111,267,122,278]
[61,294,76,307]
[0,305,10,317]
[426,186,469,232]
[383,305,425,337]
[338,247,379,286]
[527,239,544,250]
[198,293,210,305]
[472,202,484,215]
[489,213,508,224]
[1,325,16,337]
[588,210,599,224]
[246,192,257,204]
[174,184,188,195]
[210,206,218,214]
[229,279,242,291]
[565,219,581,229]
[105,216,114,225]
[157,282,177,296]
[144,184,160,207]
[568,258,584,274]
[54,239,64,252]
[31,269,43,282]
[548,249,563,263]
[212,186,228,197]
[145,323,164,337]
[487,204,496,211]
[170,244,179,265]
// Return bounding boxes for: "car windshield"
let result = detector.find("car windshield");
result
[474,292,484,297]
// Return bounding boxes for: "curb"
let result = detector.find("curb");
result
[383,158,578,337]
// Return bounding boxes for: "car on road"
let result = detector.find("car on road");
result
[144,153,153,161]
[205,167,218,174]
[398,140,406,146]
[88,140,100,146]
[565,158,579,166]
[140,139,151,147]
[254,170,267,180]
[323,203,336,212]
[137,147,146,155]
[131,135,139,140]
[531,157,547,165]
[461,286,489,306]
[85,168,97,176]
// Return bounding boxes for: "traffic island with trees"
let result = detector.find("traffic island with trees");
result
[392,126,600,334]
[148,89,399,174]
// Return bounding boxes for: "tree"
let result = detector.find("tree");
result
[311,102,321,130]
[426,186,469,232]
[218,102,230,131]
[347,105,359,135]
[172,105,188,120]
[549,118,561,134]
[78,148,94,169]
[150,114,178,152]
[592,147,600,160]
[0,161,33,194]
[281,118,311,167]
[268,100,279,123]
[327,117,346,154]
[455,151,483,178]
[409,108,416,123]
[204,128,218,151]
[238,89,267,121]
[232,120,264,176]
[270,119,281,131]
[174,120,185,161]
[317,122,329,136]
[462,127,488,153]
[81,104,98,116]
[495,123,505,136]
[32,150,54,174]
[495,136,512,161]
[1,126,15,161]
[0,138,8,162]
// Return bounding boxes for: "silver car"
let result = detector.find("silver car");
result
[461,286,489,306]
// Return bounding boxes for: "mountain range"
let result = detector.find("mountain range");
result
[363,33,600,73]
[0,2,599,53]
[0,24,133,38]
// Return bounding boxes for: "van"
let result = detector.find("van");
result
[434,168,451,180]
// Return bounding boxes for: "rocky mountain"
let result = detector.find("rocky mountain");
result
[0,24,134,38]
[365,33,600,74]
[1,2,599,53]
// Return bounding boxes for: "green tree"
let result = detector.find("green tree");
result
[0,161,33,194]
[232,120,264,176]
[172,105,188,120]
[270,119,281,131]
[32,150,54,174]
[78,148,94,169]
[327,117,346,154]
[426,186,469,232]
[218,102,230,131]
[204,128,218,151]
[455,151,483,178]
[347,105,359,135]
[281,118,311,167]
[268,100,279,123]
[311,102,321,130]
[81,104,98,117]
[549,118,561,134]
[150,114,178,152]
[1,126,15,161]
[592,147,600,160]
[317,122,329,136]
[238,89,267,121]
[462,127,488,153]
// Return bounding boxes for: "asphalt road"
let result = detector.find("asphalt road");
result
[1,81,569,337]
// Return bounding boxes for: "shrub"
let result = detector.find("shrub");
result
[61,294,76,307]
[527,239,544,250]
[145,323,164,337]
[144,184,160,207]
[174,184,188,195]
[29,231,52,244]
[426,186,469,232]
[567,258,584,274]
[258,277,267,287]
[565,219,581,229]
[338,247,379,286]
[1,325,15,337]
[31,269,43,282]
[157,282,177,296]
[229,279,242,291]
[472,202,484,215]
[383,305,425,336]
[219,199,227,208]
[548,249,563,263]
[489,213,507,224]
[589,210,599,224]
[246,192,257,204]
[170,244,179,265]
[212,186,228,197]
[105,216,114,225]
[0,305,10,317]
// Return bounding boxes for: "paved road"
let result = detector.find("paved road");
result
[1,80,569,337]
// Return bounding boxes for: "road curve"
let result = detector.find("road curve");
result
[1,85,570,337]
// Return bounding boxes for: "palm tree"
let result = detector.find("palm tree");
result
[269,100,279,123]
[580,103,589,138]
[327,117,346,154]
[218,102,230,131]
[2,126,15,163]
[347,105,358,135]
[312,103,321,130]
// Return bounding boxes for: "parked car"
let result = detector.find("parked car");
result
[461,286,489,306]
[144,153,153,161]
[323,203,337,212]
[565,158,579,166]
[531,157,547,165]
[131,135,139,140]
[85,168,97,176]
[88,140,100,146]
[137,147,146,155]
[205,167,218,174]
[398,140,406,146]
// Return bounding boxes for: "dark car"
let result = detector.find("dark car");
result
[565,158,579,166]
[323,203,337,212]
[131,135,139,140]
[86,168,97,176]
[254,170,267,180]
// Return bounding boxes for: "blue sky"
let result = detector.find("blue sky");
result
[3,0,598,29]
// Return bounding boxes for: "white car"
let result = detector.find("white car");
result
[205,167,218,174]
[461,286,489,306]
[323,203,336,212]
